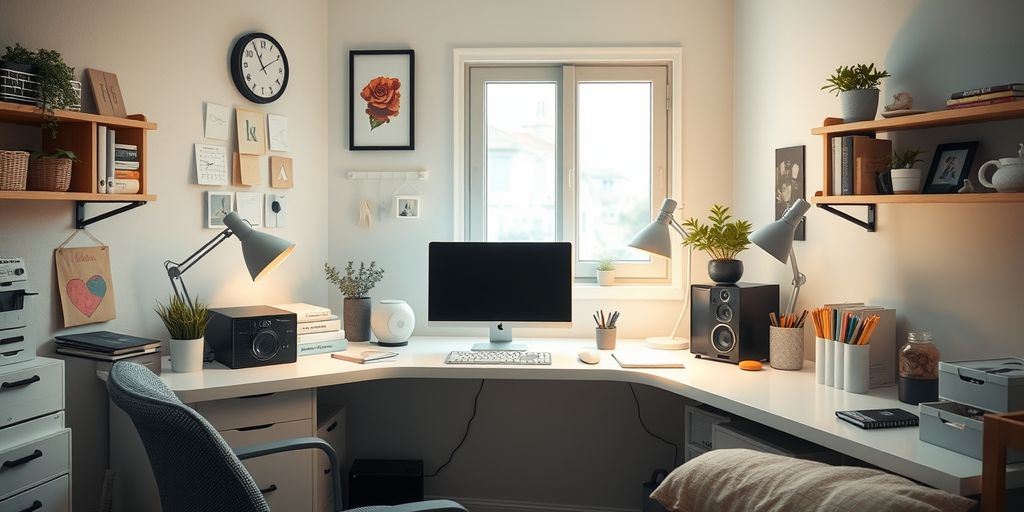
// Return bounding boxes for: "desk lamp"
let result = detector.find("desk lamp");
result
[164,211,295,306]
[627,198,693,350]
[750,198,810,316]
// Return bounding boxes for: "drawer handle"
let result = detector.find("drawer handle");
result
[18,500,42,512]
[259,484,278,494]
[1,349,23,357]
[939,418,967,431]
[237,423,275,432]
[0,335,24,345]
[238,392,275,400]
[326,421,339,433]
[3,449,43,469]
[0,375,39,390]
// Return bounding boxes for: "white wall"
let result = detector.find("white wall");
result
[734,0,1024,361]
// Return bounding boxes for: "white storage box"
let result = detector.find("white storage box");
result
[938,358,1024,413]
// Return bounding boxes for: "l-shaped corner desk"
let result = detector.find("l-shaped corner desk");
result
[106,337,1022,510]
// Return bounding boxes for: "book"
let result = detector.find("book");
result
[297,329,346,344]
[950,83,1024,99]
[835,408,918,429]
[946,96,1024,109]
[114,170,140,180]
[831,137,842,195]
[114,160,139,170]
[331,349,398,363]
[610,351,686,368]
[946,90,1024,106]
[106,128,116,194]
[55,330,161,354]
[97,126,108,193]
[273,302,334,322]
[56,345,160,361]
[852,138,892,195]
[297,316,341,335]
[108,179,140,194]
[841,136,853,195]
[298,339,348,357]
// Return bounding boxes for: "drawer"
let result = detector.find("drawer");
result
[0,359,63,428]
[0,474,70,512]
[221,418,314,512]
[684,442,710,463]
[0,429,70,501]
[0,327,33,367]
[315,405,345,510]
[684,404,732,450]
[712,421,841,464]
[0,412,64,452]
[195,389,313,431]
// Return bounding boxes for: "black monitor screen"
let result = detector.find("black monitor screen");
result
[428,242,572,322]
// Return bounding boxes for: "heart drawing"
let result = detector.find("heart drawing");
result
[67,275,107,317]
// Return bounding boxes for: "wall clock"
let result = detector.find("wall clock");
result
[230,32,289,104]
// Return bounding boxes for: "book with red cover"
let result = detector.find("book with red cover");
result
[950,83,1024,99]
[946,96,1024,109]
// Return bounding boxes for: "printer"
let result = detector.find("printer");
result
[1,258,36,366]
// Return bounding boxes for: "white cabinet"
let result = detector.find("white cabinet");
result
[316,404,345,512]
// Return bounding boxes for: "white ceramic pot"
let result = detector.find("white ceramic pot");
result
[890,167,922,194]
[596,270,615,286]
[371,299,415,346]
[169,337,204,373]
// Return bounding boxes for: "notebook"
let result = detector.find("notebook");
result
[54,331,161,355]
[835,408,919,429]
[331,349,398,364]
[611,351,686,368]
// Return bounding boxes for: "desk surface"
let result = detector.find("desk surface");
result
[154,337,1018,495]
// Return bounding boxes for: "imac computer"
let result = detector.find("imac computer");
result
[428,242,572,351]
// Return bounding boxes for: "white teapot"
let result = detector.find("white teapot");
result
[978,143,1024,192]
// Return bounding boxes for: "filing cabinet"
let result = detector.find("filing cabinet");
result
[316,404,346,512]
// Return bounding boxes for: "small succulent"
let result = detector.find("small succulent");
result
[154,295,210,340]
[680,204,753,261]
[324,261,384,298]
[596,257,616,272]
[822,63,891,95]
[889,149,925,169]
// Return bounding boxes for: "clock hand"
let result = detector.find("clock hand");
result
[251,42,268,74]
[259,56,281,73]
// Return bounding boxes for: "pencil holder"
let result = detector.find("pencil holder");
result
[824,339,836,387]
[769,326,803,370]
[834,341,846,390]
[815,337,827,384]
[843,343,870,393]
[596,327,617,350]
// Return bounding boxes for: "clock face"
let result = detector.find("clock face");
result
[231,33,289,104]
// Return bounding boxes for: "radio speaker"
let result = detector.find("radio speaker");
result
[691,283,779,364]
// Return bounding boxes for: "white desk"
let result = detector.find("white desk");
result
[138,337,1019,496]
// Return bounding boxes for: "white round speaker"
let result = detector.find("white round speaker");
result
[371,299,415,346]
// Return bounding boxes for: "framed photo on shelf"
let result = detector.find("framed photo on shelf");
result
[923,141,978,194]
[349,49,414,151]
[775,145,806,240]
[395,196,421,219]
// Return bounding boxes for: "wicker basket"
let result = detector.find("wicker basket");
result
[27,156,72,192]
[0,150,30,191]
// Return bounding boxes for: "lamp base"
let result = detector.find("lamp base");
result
[644,336,689,350]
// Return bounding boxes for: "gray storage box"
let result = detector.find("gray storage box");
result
[919,401,1024,462]
[938,358,1024,413]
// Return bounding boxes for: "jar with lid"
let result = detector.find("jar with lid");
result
[898,332,940,404]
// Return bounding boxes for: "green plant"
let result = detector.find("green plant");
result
[32,149,78,161]
[324,261,385,298]
[680,204,753,260]
[2,44,78,138]
[596,257,616,272]
[889,149,925,169]
[154,295,210,340]
[821,63,891,95]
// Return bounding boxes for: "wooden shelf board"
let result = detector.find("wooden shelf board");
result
[0,191,156,202]
[811,101,1024,135]
[812,192,1024,205]
[0,101,156,129]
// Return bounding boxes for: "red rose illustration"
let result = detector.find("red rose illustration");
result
[360,76,401,130]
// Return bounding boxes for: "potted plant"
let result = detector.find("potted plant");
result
[1,44,78,138]
[888,149,926,194]
[155,295,210,373]
[822,63,891,123]
[681,204,753,284]
[325,261,384,342]
[27,149,76,192]
[596,257,616,286]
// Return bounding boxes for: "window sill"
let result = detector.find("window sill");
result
[573,284,685,301]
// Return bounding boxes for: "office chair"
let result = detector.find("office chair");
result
[107,361,466,512]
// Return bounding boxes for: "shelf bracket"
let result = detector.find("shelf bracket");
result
[816,203,876,232]
[75,201,147,229]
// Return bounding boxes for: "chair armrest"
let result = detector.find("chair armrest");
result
[387,500,468,512]
[233,437,342,512]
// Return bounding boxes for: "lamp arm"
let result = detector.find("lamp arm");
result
[668,245,693,339]
[667,216,688,239]
[784,248,807,316]
[164,228,234,303]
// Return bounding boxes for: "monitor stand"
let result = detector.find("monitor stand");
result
[471,323,526,351]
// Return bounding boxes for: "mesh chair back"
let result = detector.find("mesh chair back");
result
[107,361,270,512]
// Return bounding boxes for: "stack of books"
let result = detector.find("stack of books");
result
[946,83,1024,110]
[830,135,892,195]
[96,127,141,194]
[54,330,161,361]
[273,303,347,356]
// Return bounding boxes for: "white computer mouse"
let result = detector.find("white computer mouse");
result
[578,349,601,365]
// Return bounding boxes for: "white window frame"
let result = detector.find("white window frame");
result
[453,48,684,299]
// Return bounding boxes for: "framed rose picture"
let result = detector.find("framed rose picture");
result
[349,49,414,150]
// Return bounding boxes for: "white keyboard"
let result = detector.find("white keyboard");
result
[445,350,551,365]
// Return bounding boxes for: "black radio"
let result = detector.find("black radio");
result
[206,305,297,369]
[691,283,778,364]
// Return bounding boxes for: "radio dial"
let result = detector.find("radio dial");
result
[251,329,281,361]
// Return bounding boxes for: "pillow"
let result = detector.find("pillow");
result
[650,449,975,512]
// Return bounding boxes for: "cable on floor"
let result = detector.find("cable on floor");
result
[629,382,679,468]
[425,379,486,478]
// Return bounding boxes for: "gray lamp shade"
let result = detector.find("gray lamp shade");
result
[223,211,296,281]
[750,198,810,263]
[627,198,679,259]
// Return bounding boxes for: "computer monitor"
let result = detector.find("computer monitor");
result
[428,242,572,350]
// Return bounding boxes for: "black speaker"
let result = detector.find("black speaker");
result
[348,459,424,507]
[691,283,779,364]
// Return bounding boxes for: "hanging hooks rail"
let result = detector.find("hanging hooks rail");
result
[347,170,428,181]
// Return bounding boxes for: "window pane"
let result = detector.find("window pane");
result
[577,82,653,262]
[485,82,558,242]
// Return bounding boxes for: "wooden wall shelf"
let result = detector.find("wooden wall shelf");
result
[811,101,1024,136]
[813,192,1024,205]
[0,191,157,202]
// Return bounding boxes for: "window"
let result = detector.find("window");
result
[465,63,670,281]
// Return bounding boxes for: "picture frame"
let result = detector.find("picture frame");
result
[206,191,234,229]
[923,141,978,194]
[395,195,421,219]
[349,49,414,151]
[775,145,806,240]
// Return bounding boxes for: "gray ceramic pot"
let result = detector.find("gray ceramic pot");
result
[343,297,372,342]
[708,259,743,285]
[840,89,880,122]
